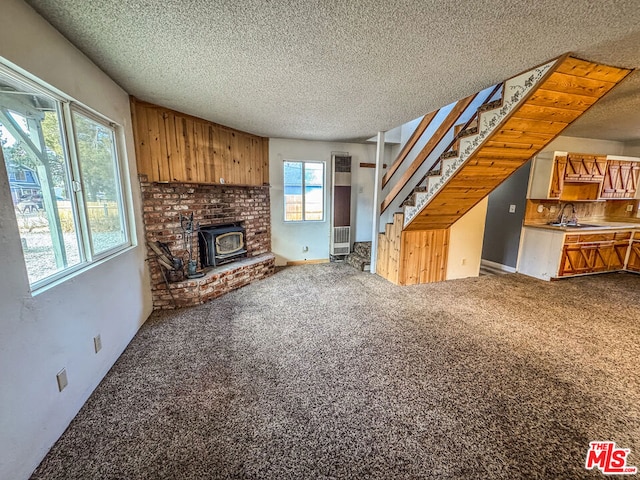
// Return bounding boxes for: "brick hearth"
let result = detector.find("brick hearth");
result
[139,175,273,309]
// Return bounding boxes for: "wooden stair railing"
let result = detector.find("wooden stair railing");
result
[380,93,478,214]
[381,84,503,214]
[382,111,438,188]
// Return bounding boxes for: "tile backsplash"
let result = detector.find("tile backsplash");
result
[525,199,640,224]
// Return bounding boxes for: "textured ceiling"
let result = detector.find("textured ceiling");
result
[24,0,640,143]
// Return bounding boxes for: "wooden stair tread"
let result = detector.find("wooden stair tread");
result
[440,150,458,160]
[477,99,502,113]
[458,126,478,137]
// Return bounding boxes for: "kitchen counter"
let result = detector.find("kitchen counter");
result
[518,221,640,281]
[524,221,639,232]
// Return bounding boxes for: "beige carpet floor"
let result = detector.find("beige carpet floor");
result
[31,264,640,479]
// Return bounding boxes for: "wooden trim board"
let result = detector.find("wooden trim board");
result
[286,259,330,266]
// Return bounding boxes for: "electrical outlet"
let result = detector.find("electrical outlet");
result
[509,204,516,213]
[627,204,634,212]
[94,334,102,353]
[302,246,309,252]
[56,368,68,392]
[461,258,467,266]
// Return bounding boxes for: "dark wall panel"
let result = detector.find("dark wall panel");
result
[334,186,351,227]
[482,160,532,268]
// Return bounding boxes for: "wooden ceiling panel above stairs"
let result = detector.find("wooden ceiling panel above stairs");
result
[402,55,632,231]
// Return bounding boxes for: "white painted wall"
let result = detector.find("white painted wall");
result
[446,197,489,280]
[269,138,380,265]
[0,2,152,479]
[623,140,640,157]
[400,116,423,145]
[542,135,625,155]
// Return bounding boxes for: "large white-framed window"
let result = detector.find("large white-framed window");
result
[283,160,325,222]
[0,64,131,290]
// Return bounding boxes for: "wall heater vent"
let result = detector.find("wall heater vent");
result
[330,153,352,256]
[332,227,351,255]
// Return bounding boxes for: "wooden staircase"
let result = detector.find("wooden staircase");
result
[402,55,632,230]
[376,54,632,285]
[377,212,449,285]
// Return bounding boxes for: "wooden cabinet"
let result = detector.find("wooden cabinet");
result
[559,233,612,277]
[519,226,639,281]
[550,153,606,200]
[548,153,606,199]
[610,231,633,270]
[131,98,269,186]
[558,231,633,277]
[529,151,640,200]
[564,153,607,182]
[549,154,565,199]
[627,233,640,273]
[600,160,640,199]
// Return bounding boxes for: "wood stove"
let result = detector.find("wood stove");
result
[198,223,247,268]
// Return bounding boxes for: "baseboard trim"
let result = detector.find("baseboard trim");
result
[481,259,516,273]
[286,259,330,266]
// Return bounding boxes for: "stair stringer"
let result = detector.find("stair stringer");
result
[403,59,557,227]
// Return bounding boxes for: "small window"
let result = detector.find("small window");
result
[284,161,325,222]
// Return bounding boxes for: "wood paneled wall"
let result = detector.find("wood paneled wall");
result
[377,213,404,284]
[377,213,449,285]
[524,199,607,224]
[400,229,449,284]
[131,98,269,185]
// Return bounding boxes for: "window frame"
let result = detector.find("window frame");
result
[0,62,132,292]
[68,106,130,260]
[283,160,326,223]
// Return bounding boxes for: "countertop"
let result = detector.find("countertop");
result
[524,220,640,232]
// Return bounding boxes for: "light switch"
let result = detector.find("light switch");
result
[56,368,68,392]
[509,204,516,213]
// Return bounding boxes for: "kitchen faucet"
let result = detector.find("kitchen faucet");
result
[557,203,577,225]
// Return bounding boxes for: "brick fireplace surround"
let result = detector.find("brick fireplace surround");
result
[139,175,274,309]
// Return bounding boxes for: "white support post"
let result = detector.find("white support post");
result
[370,131,385,273]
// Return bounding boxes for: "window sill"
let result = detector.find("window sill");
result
[30,243,136,296]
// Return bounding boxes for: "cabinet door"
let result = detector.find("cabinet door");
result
[593,243,613,272]
[627,241,640,272]
[622,162,640,198]
[559,243,594,276]
[609,240,630,270]
[559,242,612,276]
[549,155,566,198]
[601,161,640,199]
[593,156,608,180]
[601,160,622,198]
[565,154,606,182]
